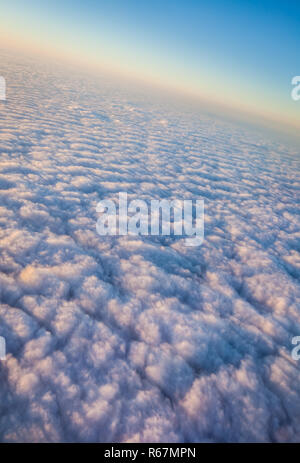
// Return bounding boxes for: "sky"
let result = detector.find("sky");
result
[1,0,300,443]
[1,0,300,135]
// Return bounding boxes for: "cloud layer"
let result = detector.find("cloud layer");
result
[0,52,300,442]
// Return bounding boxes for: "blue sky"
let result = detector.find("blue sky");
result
[1,0,300,132]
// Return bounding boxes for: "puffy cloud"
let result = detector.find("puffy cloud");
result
[0,51,299,442]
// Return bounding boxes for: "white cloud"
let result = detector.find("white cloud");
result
[0,51,299,442]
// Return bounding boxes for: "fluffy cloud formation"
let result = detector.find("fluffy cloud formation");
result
[0,51,300,442]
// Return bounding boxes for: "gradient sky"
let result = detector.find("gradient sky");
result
[1,0,300,134]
